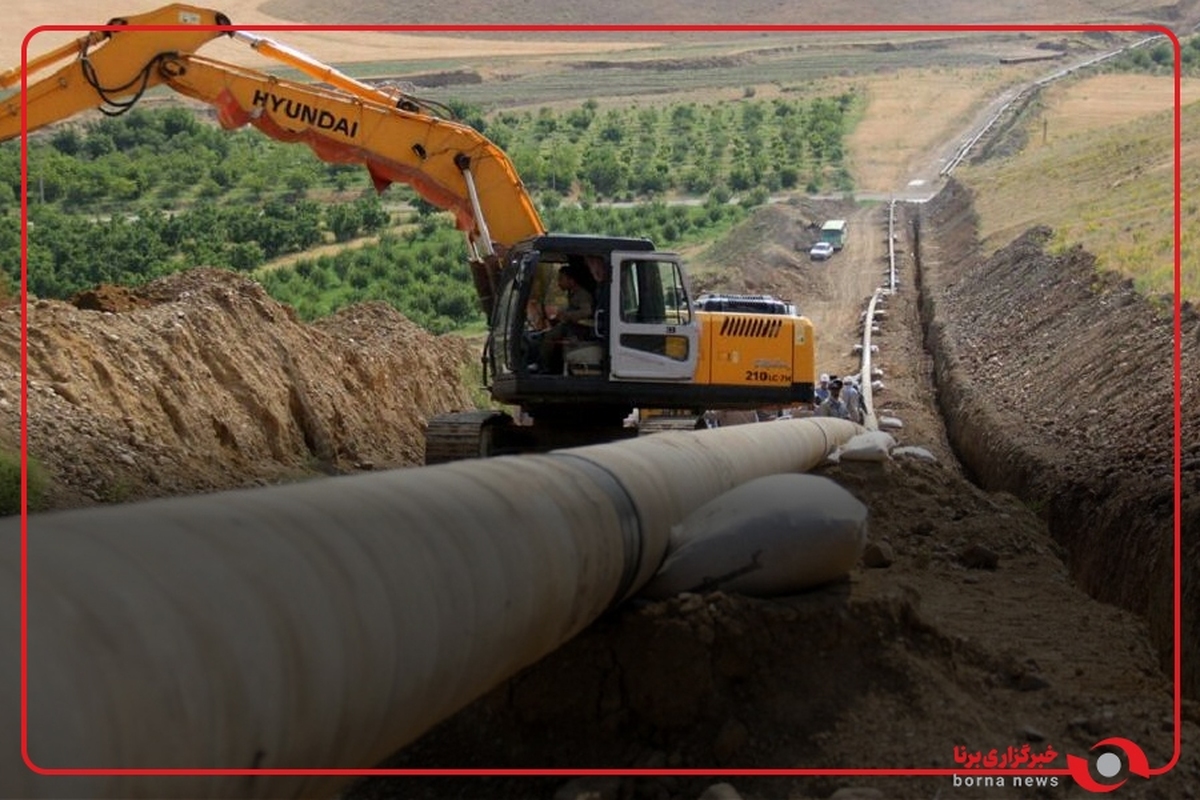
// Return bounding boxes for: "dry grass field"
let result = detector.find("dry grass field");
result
[2,1,648,75]
[1038,72,1200,138]
[845,64,1043,192]
[259,0,1199,28]
[961,74,1200,300]
[6,0,1196,74]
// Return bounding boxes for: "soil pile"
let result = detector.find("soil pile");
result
[0,268,476,509]
[691,198,858,304]
[919,178,1200,710]
[363,456,1192,800]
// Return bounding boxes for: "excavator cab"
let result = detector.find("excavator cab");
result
[606,250,699,381]
[485,234,701,395]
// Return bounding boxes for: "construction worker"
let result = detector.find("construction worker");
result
[814,373,831,405]
[842,376,865,424]
[817,378,850,419]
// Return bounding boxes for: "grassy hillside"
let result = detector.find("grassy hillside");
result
[960,74,1199,302]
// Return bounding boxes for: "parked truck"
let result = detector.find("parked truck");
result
[820,219,848,251]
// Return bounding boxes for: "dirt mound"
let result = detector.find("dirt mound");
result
[1,268,475,508]
[918,179,1199,702]
[572,55,752,72]
[691,199,855,303]
[69,284,154,313]
[367,69,483,89]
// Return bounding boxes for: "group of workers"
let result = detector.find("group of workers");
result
[728,372,868,426]
[814,372,867,423]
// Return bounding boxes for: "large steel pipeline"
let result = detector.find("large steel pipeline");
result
[0,417,860,798]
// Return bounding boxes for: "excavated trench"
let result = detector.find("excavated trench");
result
[343,182,1196,799]
[915,179,1197,702]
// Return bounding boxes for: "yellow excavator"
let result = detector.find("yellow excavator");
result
[1,4,817,462]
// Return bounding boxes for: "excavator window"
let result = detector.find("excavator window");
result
[492,266,528,375]
[619,259,690,325]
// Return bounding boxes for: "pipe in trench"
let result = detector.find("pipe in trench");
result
[0,417,860,798]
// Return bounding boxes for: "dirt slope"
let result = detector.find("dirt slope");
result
[918,179,1200,717]
[0,268,475,509]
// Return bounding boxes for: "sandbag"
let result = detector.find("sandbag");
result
[893,445,937,462]
[639,474,868,599]
[836,431,896,462]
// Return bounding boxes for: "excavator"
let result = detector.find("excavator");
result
[1,4,818,463]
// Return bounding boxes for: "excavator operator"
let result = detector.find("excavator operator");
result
[535,262,597,374]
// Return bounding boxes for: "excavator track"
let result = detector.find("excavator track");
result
[423,410,512,465]
[424,408,638,464]
[637,414,708,435]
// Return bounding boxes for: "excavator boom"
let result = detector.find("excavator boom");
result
[156,54,544,248]
[0,4,545,253]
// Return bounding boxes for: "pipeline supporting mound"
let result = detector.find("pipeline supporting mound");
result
[0,417,859,799]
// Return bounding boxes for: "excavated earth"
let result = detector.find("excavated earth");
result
[2,181,1197,799]
[0,269,476,508]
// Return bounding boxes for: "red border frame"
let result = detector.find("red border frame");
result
[16,20,1180,786]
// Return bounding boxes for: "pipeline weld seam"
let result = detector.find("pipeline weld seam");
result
[545,453,643,609]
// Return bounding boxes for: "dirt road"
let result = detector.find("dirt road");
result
[806,205,890,379]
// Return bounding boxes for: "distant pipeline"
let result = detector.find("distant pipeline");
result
[250,89,359,138]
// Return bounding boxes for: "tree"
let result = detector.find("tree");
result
[50,128,83,157]
[326,203,364,242]
[227,241,265,271]
[357,196,391,233]
[283,168,314,199]
[566,101,597,132]
[581,145,628,197]
[545,143,579,194]
[509,144,546,189]
[740,186,769,209]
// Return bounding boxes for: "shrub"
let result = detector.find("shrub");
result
[0,452,46,516]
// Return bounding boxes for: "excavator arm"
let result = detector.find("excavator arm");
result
[154,53,545,253]
[1,4,546,258]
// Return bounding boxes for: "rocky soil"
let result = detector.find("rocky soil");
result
[3,182,1196,799]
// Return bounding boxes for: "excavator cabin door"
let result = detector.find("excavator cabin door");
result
[607,252,699,381]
